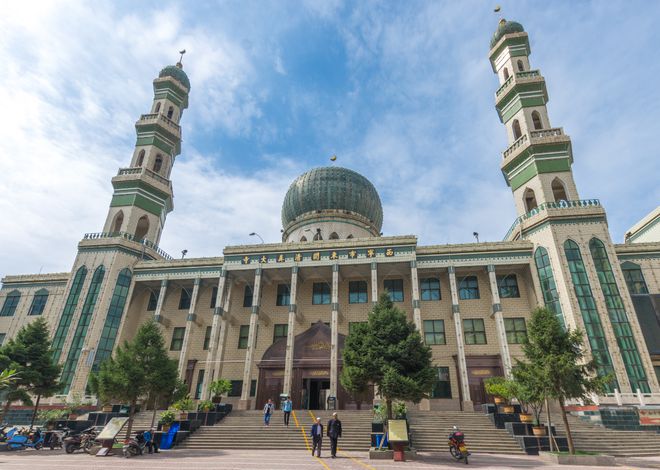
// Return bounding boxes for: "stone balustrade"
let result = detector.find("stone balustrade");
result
[495,69,541,98]
[117,166,171,188]
[83,231,173,260]
[504,199,601,240]
[138,113,181,133]
[503,134,528,159]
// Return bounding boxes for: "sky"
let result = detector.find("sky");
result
[1,0,659,277]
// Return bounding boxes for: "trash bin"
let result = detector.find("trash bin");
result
[326,395,337,410]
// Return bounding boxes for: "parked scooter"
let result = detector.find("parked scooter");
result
[0,425,18,442]
[122,430,146,458]
[63,427,97,454]
[4,428,44,450]
[45,427,71,450]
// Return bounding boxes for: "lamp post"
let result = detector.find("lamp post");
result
[249,232,264,244]
[473,232,480,243]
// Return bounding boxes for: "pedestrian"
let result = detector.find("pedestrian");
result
[327,412,342,458]
[263,398,275,426]
[282,395,293,427]
[310,417,323,457]
[144,427,159,454]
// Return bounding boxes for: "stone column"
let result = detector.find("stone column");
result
[211,278,232,391]
[240,267,262,409]
[487,265,513,378]
[448,266,472,409]
[153,279,168,323]
[410,260,422,331]
[330,264,339,401]
[200,269,228,400]
[283,267,298,396]
[371,262,378,303]
[178,277,201,377]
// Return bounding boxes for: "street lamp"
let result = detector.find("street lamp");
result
[473,232,480,243]
[181,249,188,259]
[249,232,264,244]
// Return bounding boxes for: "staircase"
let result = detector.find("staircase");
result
[407,410,524,454]
[128,411,160,434]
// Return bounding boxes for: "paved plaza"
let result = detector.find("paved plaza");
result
[0,449,659,470]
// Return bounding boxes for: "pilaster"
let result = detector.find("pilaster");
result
[371,262,378,303]
[330,264,339,401]
[410,260,422,330]
[200,269,227,400]
[178,277,200,377]
[487,265,512,378]
[153,279,168,324]
[448,266,472,408]
[240,267,262,408]
[283,266,298,396]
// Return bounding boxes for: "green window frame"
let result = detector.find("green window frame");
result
[349,321,367,334]
[61,265,105,393]
[210,286,218,309]
[430,366,451,398]
[423,320,446,345]
[194,369,205,400]
[243,285,253,308]
[590,238,649,393]
[147,290,159,311]
[28,289,49,316]
[203,326,213,350]
[0,291,21,317]
[179,288,191,310]
[503,317,528,344]
[564,240,616,387]
[463,319,486,344]
[170,327,186,351]
[238,325,250,349]
[534,247,564,326]
[276,284,290,306]
[621,262,649,295]
[497,275,520,298]
[273,324,288,342]
[312,283,331,305]
[458,276,479,300]
[384,279,404,302]
[53,266,88,362]
[348,281,368,304]
[420,278,441,301]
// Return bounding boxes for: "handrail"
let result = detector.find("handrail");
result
[83,232,173,260]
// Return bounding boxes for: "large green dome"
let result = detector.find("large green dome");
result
[490,19,525,49]
[281,167,383,231]
[159,64,190,90]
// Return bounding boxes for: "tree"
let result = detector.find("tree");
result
[340,293,436,419]
[0,369,17,389]
[513,307,610,454]
[91,320,178,437]
[0,318,61,428]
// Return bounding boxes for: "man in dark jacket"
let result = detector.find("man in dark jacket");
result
[327,412,342,458]
[310,417,323,457]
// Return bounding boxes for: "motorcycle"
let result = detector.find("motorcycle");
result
[122,430,146,458]
[448,427,469,465]
[0,425,18,442]
[63,427,97,454]
[4,428,44,450]
[45,427,71,450]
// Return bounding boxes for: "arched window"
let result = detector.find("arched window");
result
[155,102,161,113]
[503,67,509,80]
[621,261,649,295]
[512,119,522,139]
[551,178,568,202]
[531,111,543,130]
[112,211,124,233]
[533,247,563,324]
[300,236,307,242]
[52,266,88,361]
[517,59,524,72]
[329,232,339,240]
[589,237,650,392]
[0,290,21,317]
[523,188,537,213]
[136,149,145,167]
[153,154,163,173]
[28,288,49,316]
[313,231,323,241]
[167,106,174,119]
[135,215,150,241]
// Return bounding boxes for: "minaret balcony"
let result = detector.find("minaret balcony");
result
[501,127,569,162]
[495,69,543,101]
[81,231,173,260]
[114,166,172,192]
[136,113,181,140]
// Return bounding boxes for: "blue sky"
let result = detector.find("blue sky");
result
[1,0,659,276]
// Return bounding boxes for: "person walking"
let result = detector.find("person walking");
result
[263,398,275,426]
[327,412,342,458]
[282,395,293,427]
[310,417,323,457]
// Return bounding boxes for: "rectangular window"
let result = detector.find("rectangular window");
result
[194,369,205,400]
[423,320,446,345]
[276,284,290,306]
[243,285,253,308]
[210,286,218,309]
[170,327,186,351]
[312,283,331,305]
[420,278,441,301]
[349,321,367,334]
[238,325,250,349]
[203,326,213,350]
[178,289,191,310]
[430,367,451,398]
[273,324,288,342]
[0,294,21,317]
[504,318,527,344]
[29,292,49,315]
[463,319,486,344]
[349,281,368,304]
[0,333,5,346]
[229,380,242,397]
[384,279,404,302]
[459,276,480,300]
[250,379,257,397]
[497,275,520,298]
[147,290,159,311]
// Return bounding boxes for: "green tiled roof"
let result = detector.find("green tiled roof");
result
[159,64,190,90]
[281,167,383,230]
[490,19,525,49]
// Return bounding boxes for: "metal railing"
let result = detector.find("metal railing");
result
[503,199,601,240]
[117,167,171,187]
[83,232,173,260]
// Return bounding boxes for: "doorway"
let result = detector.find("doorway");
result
[302,378,330,410]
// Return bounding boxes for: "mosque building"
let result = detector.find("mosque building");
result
[2,20,659,411]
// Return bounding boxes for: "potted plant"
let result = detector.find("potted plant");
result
[392,402,407,420]
[198,400,214,412]
[484,377,514,412]
[160,410,175,432]
[172,396,194,420]
[372,403,387,433]
[209,379,232,404]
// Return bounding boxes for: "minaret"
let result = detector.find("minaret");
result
[52,58,190,398]
[490,20,659,394]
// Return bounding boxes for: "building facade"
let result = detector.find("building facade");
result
[2,20,660,411]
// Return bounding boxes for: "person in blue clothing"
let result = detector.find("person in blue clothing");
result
[144,427,159,453]
[263,398,275,426]
[282,395,293,427]
[310,417,323,457]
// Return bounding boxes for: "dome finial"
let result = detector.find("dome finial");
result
[176,49,186,69]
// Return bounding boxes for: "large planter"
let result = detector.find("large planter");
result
[212,396,222,404]
[519,413,534,423]
[493,396,504,405]
[179,412,189,420]
[501,405,515,414]
[161,424,171,432]
[532,425,547,436]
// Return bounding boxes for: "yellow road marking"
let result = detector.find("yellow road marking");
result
[305,410,333,469]
[340,451,377,470]
[294,410,330,469]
